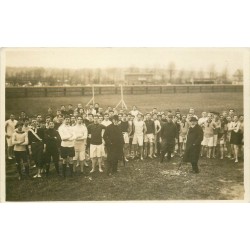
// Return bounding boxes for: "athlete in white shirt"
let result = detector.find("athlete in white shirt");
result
[73,116,88,174]
[58,116,76,177]
[198,112,207,127]
[130,105,141,119]
[5,114,18,159]
[132,114,147,160]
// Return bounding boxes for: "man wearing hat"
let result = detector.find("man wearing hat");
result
[103,115,124,176]
[183,117,203,173]
[160,114,178,163]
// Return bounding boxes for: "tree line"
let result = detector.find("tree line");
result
[5,63,236,86]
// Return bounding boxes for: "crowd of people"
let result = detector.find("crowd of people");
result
[5,103,244,180]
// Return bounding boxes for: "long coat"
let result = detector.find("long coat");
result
[103,123,124,162]
[183,124,203,164]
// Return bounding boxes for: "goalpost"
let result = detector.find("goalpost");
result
[85,84,128,110]
[85,85,95,106]
[115,84,128,110]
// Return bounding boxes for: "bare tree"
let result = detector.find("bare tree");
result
[197,69,204,79]
[208,64,216,79]
[221,67,228,82]
[167,62,176,83]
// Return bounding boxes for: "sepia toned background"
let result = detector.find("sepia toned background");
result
[3,47,246,201]
[0,1,250,250]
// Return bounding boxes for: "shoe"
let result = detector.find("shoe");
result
[191,169,200,174]
[84,162,89,167]
[99,168,103,173]
[148,155,153,159]
[235,159,238,163]
[8,157,13,160]
[124,158,129,162]
[90,169,95,173]
[33,174,42,178]
[220,157,223,160]
[153,154,157,158]
[140,157,143,161]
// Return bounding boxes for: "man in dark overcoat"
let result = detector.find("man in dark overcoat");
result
[183,117,203,173]
[160,114,178,163]
[103,115,125,176]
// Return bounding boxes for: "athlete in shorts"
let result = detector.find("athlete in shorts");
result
[128,114,135,157]
[12,122,29,180]
[144,113,155,159]
[132,114,147,160]
[119,113,131,161]
[5,114,18,159]
[58,115,75,177]
[218,114,227,159]
[179,115,189,156]
[201,113,216,158]
[73,116,88,174]
[212,113,221,158]
[87,115,106,173]
[152,113,161,157]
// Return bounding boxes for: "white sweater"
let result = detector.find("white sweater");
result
[58,124,75,147]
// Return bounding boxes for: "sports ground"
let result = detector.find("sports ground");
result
[5,92,244,201]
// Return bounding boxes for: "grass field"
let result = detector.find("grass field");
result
[6,92,243,117]
[6,155,244,201]
[5,92,244,201]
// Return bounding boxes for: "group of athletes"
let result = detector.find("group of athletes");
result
[5,102,244,179]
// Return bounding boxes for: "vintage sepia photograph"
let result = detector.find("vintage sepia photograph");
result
[3,48,245,201]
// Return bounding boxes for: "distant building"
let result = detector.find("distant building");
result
[192,78,216,85]
[124,73,154,85]
[232,69,243,85]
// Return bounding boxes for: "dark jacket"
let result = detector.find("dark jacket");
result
[183,124,203,164]
[103,123,124,161]
[161,121,178,144]
[44,128,60,150]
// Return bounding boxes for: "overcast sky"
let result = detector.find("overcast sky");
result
[5,48,245,74]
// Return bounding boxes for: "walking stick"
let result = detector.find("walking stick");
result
[123,152,126,167]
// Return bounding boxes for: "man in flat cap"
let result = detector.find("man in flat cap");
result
[103,115,124,176]
[183,116,203,173]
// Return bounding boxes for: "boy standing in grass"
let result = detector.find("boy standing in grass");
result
[12,122,29,180]
[87,115,106,173]
[5,114,18,160]
[58,115,75,177]
[28,118,46,178]
[44,121,61,176]
[73,116,88,174]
